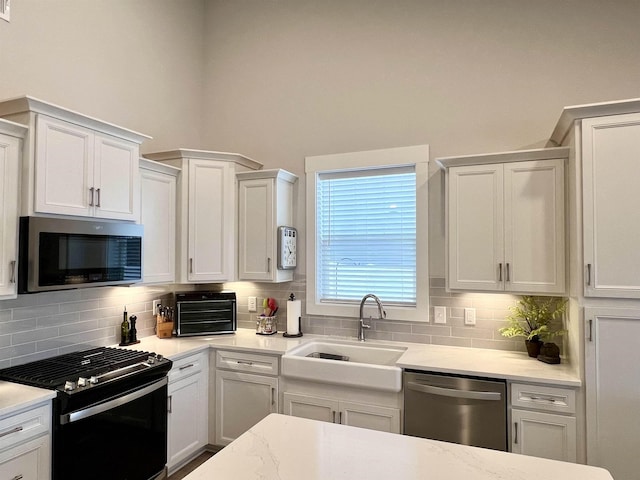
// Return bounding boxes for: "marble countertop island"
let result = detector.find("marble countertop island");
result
[184,414,612,480]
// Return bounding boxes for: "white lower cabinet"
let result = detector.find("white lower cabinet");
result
[0,402,51,480]
[167,352,209,474]
[509,382,577,462]
[283,392,401,433]
[214,350,279,446]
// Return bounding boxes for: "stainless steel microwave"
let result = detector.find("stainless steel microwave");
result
[18,216,143,293]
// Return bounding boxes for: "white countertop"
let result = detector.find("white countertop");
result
[127,329,580,387]
[184,413,611,480]
[0,381,56,418]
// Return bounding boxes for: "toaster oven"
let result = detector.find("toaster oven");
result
[175,291,236,336]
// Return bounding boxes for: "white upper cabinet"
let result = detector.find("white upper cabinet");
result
[581,112,640,298]
[0,120,26,300]
[438,147,567,294]
[0,96,149,221]
[237,169,298,283]
[145,149,262,283]
[139,159,179,285]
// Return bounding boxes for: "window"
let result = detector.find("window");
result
[306,145,429,322]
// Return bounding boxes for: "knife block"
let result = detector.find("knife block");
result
[156,318,173,339]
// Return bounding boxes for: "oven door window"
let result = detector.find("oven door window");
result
[39,232,142,287]
[54,381,167,480]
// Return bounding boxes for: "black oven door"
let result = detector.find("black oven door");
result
[54,378,168,480]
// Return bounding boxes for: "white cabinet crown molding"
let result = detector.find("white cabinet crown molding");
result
[0,95,150,144]
[0,118,28,138]
[144,148,262,171]
[547,97,640,147]
[436,146,569,169]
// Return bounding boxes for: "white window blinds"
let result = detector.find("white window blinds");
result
[316,166,417,305]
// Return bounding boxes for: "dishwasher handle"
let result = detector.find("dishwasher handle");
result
[406,381,503,401]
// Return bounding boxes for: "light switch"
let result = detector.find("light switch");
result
[464,308,476,325]
[434,306,447,324]
[248,296,257,312]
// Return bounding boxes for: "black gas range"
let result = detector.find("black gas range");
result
[0,347,172,480]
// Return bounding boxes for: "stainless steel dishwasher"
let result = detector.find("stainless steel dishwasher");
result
[403,371,507,451]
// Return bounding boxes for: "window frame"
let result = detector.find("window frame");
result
[305,145,429,322]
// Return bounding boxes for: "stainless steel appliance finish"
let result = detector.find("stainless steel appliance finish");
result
[0,347,172,480]
[18,216,143,293]
[403,371,507,451]
[175,291,236,336]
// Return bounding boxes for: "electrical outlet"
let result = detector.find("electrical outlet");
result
[152,299,161,315]
[464,307,476,325]
[248,296,257,312]
[434,306,447,324]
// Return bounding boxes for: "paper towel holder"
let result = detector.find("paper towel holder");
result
[283,293,303,338]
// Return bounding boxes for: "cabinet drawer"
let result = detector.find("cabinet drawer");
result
[216,350,279,376]
[0,404,51,452]
[168,351,207,384]
[0,434,50,480]
[511,383,576,414]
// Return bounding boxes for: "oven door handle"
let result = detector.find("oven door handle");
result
[60,377,168,425]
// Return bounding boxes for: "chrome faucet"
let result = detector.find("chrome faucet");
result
[358,294,386,341]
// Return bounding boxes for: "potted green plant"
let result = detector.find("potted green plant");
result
[499,296,567,357]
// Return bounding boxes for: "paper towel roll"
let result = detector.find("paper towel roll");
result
[286,300,301,335]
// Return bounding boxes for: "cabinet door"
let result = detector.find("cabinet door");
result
[340,401,401,434]
[511,409,576,462]
[283,392,338,423]
[94,133,139,220]
[584,308,640,479]
[215,371,278,446]
[0,133,20,299]
[583,113,640,297]
[188,159,235,282]
[238,177,274,281]
[0,435,50,480]
[448,164,504,291]
[35,115,94,216]
[140,168,176,284]
[504,159,565,294]
[167,372,208,472]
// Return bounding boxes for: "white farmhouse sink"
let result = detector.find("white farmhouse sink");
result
[281,339,406,392]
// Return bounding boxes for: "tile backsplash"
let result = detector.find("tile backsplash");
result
[0,277,564,366]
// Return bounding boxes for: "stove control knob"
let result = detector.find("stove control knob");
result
[89,376,99,385]
[64,381,77,391]
[77,377,88,387]
[156,354,164,361]
[147,355,156,364]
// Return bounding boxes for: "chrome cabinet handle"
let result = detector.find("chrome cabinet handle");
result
[338,411,342,424]
[271,387,276,407]
[168,394,172,413]
[588,319,593,342]
[587,264,592,286]
[236,360,254,366]
[514,422,518,444]
[89,187,95,206]
[0,426,23,438]
[498,263,503,282]
[11,475,24,480]
[267,257,271,273]
[9,260,16,284]
[96,188,101,207]
[332,411,336,423]
[506,263,510,282]
[189,258,193,274]
[179,363,194,371]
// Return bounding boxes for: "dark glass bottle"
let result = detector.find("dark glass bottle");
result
[120,306,130,345]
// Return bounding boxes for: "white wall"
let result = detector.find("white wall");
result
[0,0,206,152]
[201,0,640,276]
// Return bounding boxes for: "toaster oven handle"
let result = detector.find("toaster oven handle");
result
[60,377,167,425]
